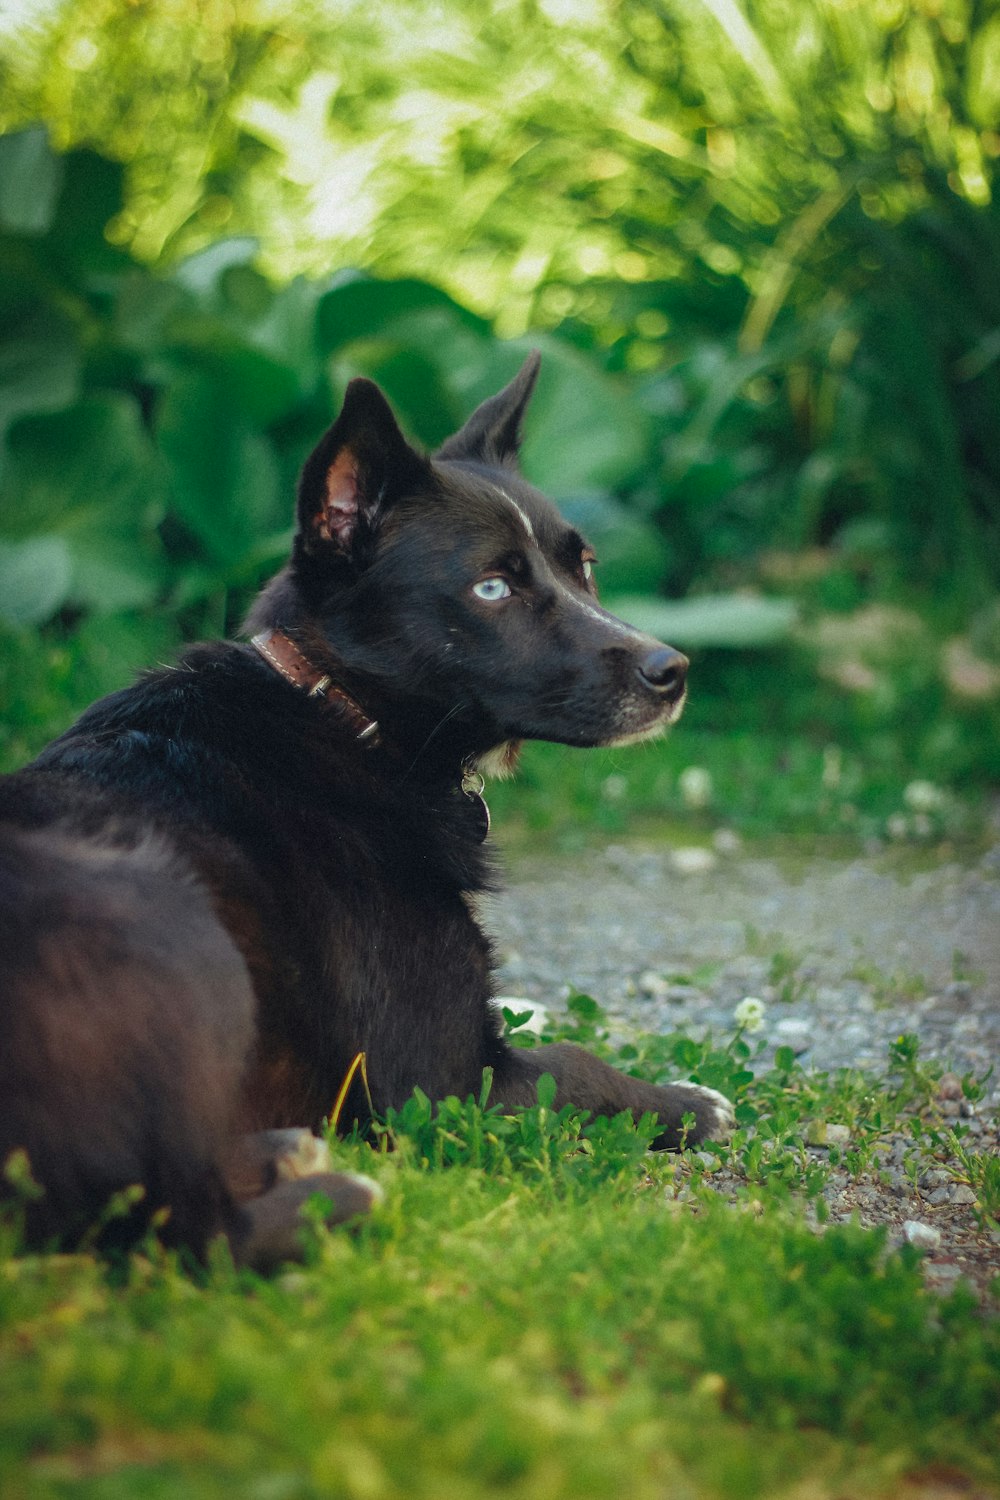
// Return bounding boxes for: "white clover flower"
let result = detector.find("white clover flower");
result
[903,779,944,814]
[601,773,628,802]
[821,744,842,790]
[733,996,766,1033]
[679,765,713,810]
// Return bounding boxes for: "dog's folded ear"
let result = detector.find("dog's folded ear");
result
[435,351,541,469]
[296,379,431,557]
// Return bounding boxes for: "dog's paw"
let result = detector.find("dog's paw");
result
[668,1081,736,1143]
[234,1171,384,1272]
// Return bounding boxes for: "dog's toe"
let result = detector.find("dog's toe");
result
[669,1081,736,1142]
[233,1171,384,1272]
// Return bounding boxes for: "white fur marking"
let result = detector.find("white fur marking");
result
[551,577,645,642]
[669,1082,736,1141]
[486,481,536,543]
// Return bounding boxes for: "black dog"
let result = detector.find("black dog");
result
[0,354,732,1266]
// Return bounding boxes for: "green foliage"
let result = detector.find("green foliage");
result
[4,1,1000,618]
[372,1069,661,1192]
[3,8,1000,797]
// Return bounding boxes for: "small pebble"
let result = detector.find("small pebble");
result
[904,1220,942,1251]
[806,1122,851,1147]
[670,847,718,876]
[774,1018,812,1052]
[920,1169,950,1190]
[712,828,742,856]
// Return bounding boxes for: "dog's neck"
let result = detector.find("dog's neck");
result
[249,628,495,840]
[250,630,382,747]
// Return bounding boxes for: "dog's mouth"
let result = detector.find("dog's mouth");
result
[470,668,687,766]
[601,680,688,748]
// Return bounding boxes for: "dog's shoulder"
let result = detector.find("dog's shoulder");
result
[4,639,497,898]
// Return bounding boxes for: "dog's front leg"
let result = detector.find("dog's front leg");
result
[493,1043,734,1150]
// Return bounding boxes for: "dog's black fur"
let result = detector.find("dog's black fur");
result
[0,355,732,1265]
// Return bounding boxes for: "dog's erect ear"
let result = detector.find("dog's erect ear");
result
[296,379,431,555]
[435,351,541,468]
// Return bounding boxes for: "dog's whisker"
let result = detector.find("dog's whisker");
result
[398,701,469,781]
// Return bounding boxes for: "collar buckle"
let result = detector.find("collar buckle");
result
[251,631,381,748]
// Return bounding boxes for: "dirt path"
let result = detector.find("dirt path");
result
[483,832,1000,1301]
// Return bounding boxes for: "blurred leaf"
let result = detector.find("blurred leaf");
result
[0,127,61,236]
[1,396,161,536]
[967,14,1000,129]
[609,592,798,649]
[0,331,80,439]
[558,494,669,594]
[519,340,650,495]
[156,373,281,566]
[44,148,127,276]
[0,396,166,614]
[0,536,72,626]
[317,275,489,353]
[174,238,260,297]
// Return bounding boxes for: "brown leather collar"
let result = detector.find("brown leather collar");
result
[250,630,381,746]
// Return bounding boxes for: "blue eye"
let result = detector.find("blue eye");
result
[473,577,512,602]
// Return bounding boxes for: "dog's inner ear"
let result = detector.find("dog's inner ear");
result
[319,448,362,547]
[297,379,430,556]
[436,351,541,469]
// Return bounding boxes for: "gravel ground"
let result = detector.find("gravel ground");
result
[483,823,1000,1302]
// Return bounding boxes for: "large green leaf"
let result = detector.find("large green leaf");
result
[322,285,650,494]
[0,335,80,439]
[317,274,489,354]
[156,373,282,567]
[0,396,166,615]
[607,592,798,649]
[174,238,261,297]
[517,340,650,496]
[0,127,62,236]
[0,536,72,626]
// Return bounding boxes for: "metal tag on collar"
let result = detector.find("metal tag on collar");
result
[461,767,491,842]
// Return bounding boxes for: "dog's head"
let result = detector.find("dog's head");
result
[249,355,687,770]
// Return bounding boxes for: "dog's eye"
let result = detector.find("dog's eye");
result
[473,577,512,603]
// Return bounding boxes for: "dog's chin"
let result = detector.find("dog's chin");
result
[593,687,687,750]
[470,741,523,780]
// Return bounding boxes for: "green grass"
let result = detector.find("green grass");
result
[489,728,986,858]
[3,1004,999,1500]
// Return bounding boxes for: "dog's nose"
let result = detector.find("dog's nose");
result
[637,646,688,701]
